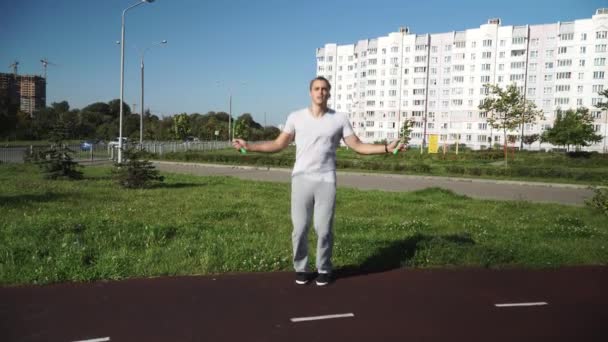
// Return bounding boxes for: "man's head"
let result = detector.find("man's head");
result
[309,76,331,107]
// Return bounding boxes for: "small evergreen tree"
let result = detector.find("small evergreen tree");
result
[36,118,83,180]
[113,147,164,188]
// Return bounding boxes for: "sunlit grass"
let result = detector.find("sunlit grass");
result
[1,163,606,286]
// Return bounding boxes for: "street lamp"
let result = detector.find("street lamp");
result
[216,81,246,142]
[118,0,155,163]
[139,40,167,146]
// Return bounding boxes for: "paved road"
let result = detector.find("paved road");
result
[153,161,594,206]
[1,267,606,341]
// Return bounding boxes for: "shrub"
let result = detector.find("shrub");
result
[113,147,164,189]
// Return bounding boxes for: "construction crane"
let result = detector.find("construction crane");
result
[40,58,57,79]
[8,60,19,76]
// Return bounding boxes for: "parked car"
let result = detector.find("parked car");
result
[80,140,95,151]
[108,137,128,148]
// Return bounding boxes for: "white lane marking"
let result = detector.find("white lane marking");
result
[72,338,110,342]
[290,313,354,322]
[495,302,548,307]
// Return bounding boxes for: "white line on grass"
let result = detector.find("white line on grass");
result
[495,302,548,307]
[290,313,355,323]
[72,337,110,342]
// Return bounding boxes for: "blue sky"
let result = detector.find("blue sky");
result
[1,0,604,126]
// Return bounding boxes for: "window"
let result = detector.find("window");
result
[557,59,572,67]
[530,50,538,58]
[560,33,574,41]
[482,64,491,71]
[546,50,554,58]
[597,31,608,39]
[581,33,587,41]
[511,61,525,69]
[499,51,505,58]
[557,47,567,54]
[580,59,586,67]
[595,44,607,52]
[580,46,587,54]
[555,98,569,105]
[593,71,605,79]
[482,51,492,59]
[578,85,584,93]
[455,41,466,48]
[528,88,536,96]
[545,62,554,69]
[512,37,525,44]
[555,85,570,92]
[544,74,553,82]
[478,123,487,130]
[556,72,571,79]
[509,74,524,81]
[529,63,537,71]
[511,49,526,57]
[594,58,606,66]
[529,75,537,83]
[481,75,491,83]
[483,39,493,47]
[593,84,604,93]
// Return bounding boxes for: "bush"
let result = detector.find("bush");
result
[586,181,608,216]
[113,147,164,189]
[35,144,83,180]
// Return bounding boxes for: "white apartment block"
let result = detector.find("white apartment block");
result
[316,8,608,152]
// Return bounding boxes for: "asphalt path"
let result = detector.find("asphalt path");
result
[152,161,594,206]
[1,267,607,341]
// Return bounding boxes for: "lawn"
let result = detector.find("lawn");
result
[1,163,606,286]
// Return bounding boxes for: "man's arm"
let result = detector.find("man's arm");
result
[232,132,293,153]
[343,134,403,155]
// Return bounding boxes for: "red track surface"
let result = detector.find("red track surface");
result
[2,266,607,341]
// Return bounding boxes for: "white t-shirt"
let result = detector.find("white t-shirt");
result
[283,107,354,178]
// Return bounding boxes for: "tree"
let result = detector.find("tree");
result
[479,84,531,166]
[596,89,608,152]
[173,113,191,140]
[541,108,602,151]
[522,134,540,148]
[34,117,83,180]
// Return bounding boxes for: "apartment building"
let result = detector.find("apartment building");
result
[0,73,46,115]
[316,8,608,151]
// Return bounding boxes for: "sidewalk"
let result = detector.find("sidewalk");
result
[152,161,594,205]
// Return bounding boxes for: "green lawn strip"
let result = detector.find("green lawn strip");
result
[0,164,606,286]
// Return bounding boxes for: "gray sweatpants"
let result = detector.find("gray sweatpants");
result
[291,173,336,274]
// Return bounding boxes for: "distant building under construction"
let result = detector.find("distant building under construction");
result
[0,72,46,115]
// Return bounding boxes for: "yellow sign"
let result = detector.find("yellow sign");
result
[428,134,439,153]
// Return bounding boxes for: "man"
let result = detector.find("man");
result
[232,76,404,286]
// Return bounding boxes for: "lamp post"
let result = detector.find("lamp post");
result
[216,81,246,142]
[139,40,167,147]
[118,0,155,163]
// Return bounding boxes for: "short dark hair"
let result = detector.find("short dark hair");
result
[309,76,331,91]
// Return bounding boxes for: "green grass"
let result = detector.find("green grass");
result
[1,163,607,286]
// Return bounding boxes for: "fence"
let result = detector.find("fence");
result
[108,141,232,162]
[0,141,236,164]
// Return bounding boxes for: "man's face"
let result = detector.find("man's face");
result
[310,80,330,106]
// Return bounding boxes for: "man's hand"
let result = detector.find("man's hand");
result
[387,139,406,153]
[232,139,248,152]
